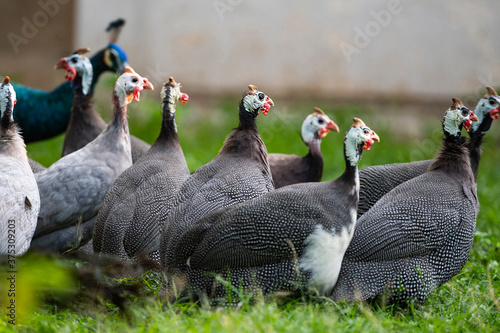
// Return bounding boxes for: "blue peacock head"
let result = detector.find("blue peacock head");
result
[101,18,129,74]
[103,43,129,74]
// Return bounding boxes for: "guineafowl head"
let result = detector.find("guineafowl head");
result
[0,76,16,127]
[471,86,500,133]
[55,48,93,95]
[114,67,154,107]
[443,98,479,137]
[240,85,274,117]
[161,77,189,116]
[301,107,339,144]
[344,118,379,166]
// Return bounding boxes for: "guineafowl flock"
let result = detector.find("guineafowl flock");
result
[1,19,498,307]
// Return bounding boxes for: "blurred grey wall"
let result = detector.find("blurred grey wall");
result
[0,0,74,88]
[2,0,499,100]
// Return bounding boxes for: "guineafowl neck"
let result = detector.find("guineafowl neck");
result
[429,134,472,179]
[1,104,14,131]
[219,102,268,161]
[339,142,361,186]
[0,123,28,164]
[237,100,259,131]
[468,129,483,182]
[108,92,129,132]
[305,139,324,182]
[152,104,182,152]
[70,89,93,117]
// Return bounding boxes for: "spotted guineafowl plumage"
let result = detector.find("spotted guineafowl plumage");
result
[0,77,40,255]
[268,107,339,189]
[170,118,379,302]
[30,67,153,253]
[93,77,189,264]
[357,160,432,217]
[159,85,275,270]
[357,87,499,217]
[331,98,479,304]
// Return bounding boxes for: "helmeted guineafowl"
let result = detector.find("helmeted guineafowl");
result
[0,77,40,255]
[357,87,499,217]
[268,107,339,188]
[170,118,379,302]
[30,67,154,253]
[159,85,275,270]
[58,48,151,163]
[331,98,479,305]
[93,77,190,264]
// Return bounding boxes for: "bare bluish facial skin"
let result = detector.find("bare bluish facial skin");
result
[114,71,153,107]
[443,107,474,136]
[58,54,93,96]
[345,124,378,167]
[242,90,273,115]
[301,113,338,143]
[471,94,500,132]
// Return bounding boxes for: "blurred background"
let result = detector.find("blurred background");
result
[1,0,500,99]
[0,0,499,178]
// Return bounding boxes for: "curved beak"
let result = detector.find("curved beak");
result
[54,58,68,70]
[265,96,274,106]
[326,120,340,133]
[370,130,380,143]
[318,120,340,139]
[142,78,154,91]
[469,110,479,123]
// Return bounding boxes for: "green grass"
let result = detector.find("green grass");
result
[2,86,500,332]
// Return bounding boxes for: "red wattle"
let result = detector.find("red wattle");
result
[464,119,472,132]
[132,86,144,102]
[65,67,77,81]
[180,93,189,105]
[261,102,270,115]
[363,138,374,150]
[319,128,330,139]
[490,108,500,119]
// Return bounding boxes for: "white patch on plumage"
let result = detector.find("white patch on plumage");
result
[0,82,15,121]
[299,225,354,295]
[350,170,360,198]
[443,107,471,136]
